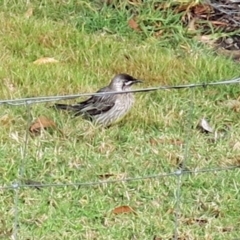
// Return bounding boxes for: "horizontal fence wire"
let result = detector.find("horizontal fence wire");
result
[1,76,240,240]
[0,76,240,106]
[0,166,239,190]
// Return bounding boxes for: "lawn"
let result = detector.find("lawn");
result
[0,1,240,239]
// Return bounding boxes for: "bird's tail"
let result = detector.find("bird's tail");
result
[53,103,77,111]
[53,103,90,119]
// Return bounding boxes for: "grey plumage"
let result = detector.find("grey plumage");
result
[54,73,142,126]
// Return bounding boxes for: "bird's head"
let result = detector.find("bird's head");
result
[110,73,142,91]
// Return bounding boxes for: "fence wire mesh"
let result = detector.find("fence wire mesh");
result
[1,78,240,240]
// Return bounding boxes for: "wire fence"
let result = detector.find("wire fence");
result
[1,77,240,240]
[1,77,240,106]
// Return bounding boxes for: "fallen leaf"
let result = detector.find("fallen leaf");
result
[29,116,56,134]
[197,118,214,133]
[25,7,33,19]
[128,18,140,31]
[112,205,135,215]
[33,57,59,65]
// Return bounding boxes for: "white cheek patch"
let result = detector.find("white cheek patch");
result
[125,81,133,86]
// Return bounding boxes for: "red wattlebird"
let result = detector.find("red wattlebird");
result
[54,73,142,126]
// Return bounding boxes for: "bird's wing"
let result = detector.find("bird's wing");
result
[74,86,117,116]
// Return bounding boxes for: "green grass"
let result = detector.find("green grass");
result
[1,1,240,239]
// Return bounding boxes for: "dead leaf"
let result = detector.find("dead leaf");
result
[29,116,56,134]
[33,57,59,65]
[128,18,140,31]
[197,118,214,133]
[25,7,33,19]
[112,205,135,215]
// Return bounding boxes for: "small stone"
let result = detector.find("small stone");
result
[225,38,234,45]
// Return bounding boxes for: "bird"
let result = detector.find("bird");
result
[54,73,142,127]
